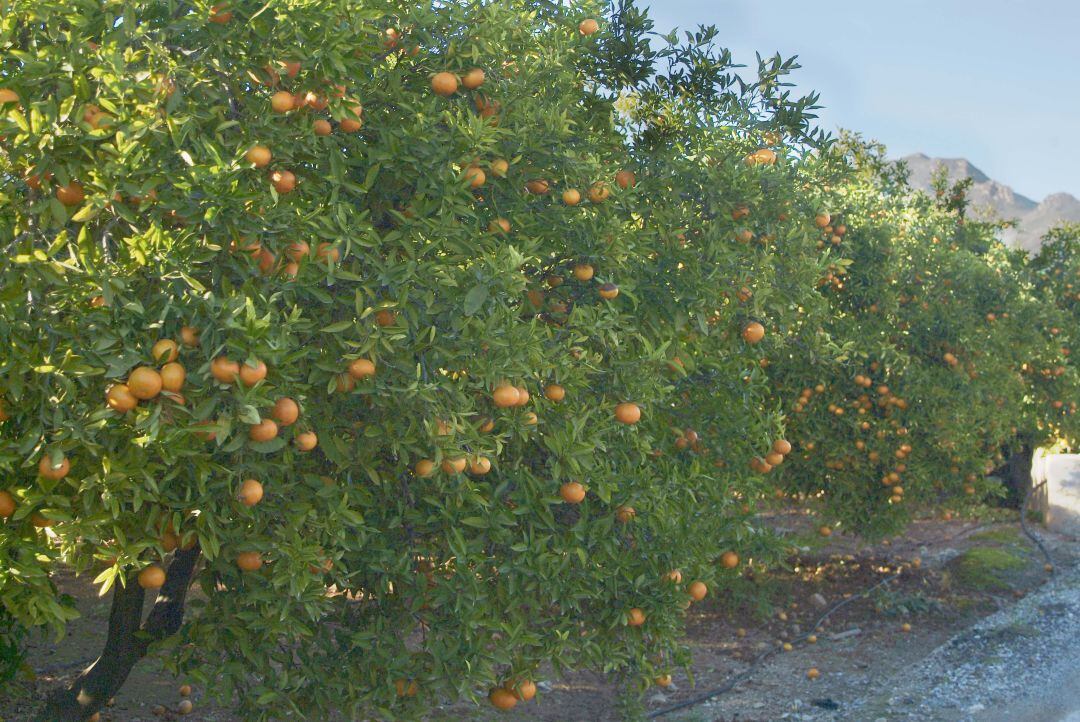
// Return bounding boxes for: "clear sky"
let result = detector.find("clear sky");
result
[642,0,1080,201]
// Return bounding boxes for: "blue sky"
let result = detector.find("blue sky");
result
[642,0,1080,200]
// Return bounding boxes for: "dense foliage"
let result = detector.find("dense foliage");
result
[0,1,1074,720]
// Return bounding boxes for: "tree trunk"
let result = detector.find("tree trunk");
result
[994,443,1034,509]
[36,546,200,721]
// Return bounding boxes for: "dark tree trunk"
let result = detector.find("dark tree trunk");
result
[36,546,200,721]
[993,443,1034,509]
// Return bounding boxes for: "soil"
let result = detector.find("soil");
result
[3,510,1071,722]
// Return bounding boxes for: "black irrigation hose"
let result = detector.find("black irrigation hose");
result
[648,568,904,718]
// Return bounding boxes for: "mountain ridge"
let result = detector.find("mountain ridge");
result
[897,153,1080,252]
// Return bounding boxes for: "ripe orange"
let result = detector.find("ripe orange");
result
[562,188,581,206]
[128,367,163,400]
[468,457,492,475]
[441,457,467,474]
[374,309,396,326]
[179,684,192,697]
[271,397,299,426]
[807,668,820,680]
[56,181,85,206]
[270,91,294,112]
[236,551,263,571]
[627,607,646,626]
[544,384,565,402]
[614,402,641,425]
[772,439,792,455]
[598,283,619,299]
[720,551,740,569]
[559,481,586,504]
[340,106,363,133]
[493,384,521,408]
[464,165,486,189]
[461,68,485,89]
[819,525,832,537]
[313,119,332,136]
[814,212,831,228]
[138,565,166,589]
[180,326,200,347]
[210,356,240,384]
[248,419,278,442]
[515,386,530,406]
[489,687,518,710]
[294,431,318,451]
[665,569,683,584]
[525,179,550,194]
[490,158,509,177]
[152,339,180,363]
[615,505,636,523]
[285,242,310,262]
[414,459,436,477]
[209,3,232,23]
[765,452,784,466]
[489,217,511,234]
[106,384,138,413]
[270,169,296,193]
[0,490,16,517]
[245,145,272,167]
[0,89,20,105]
[160,363,186,393]
[578,18,599,35]
[615,169,636,189]
[688,580,707,601]
[741,322,765,344]
[654,675,672,687]
[239,360,267,387]
[238,478,264,506]
[431,72,459,96]
[30,513,54,528]
[587,182,610,203]
[316,242,340,263]
[509,679,536,701]
[573,264,594,281]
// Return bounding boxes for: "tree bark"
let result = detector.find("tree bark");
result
[36,546,200,721]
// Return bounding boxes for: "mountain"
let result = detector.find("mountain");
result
[898,153,1080,252]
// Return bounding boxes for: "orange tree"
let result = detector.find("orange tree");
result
[768,137,1069,534]
[0,1,835,719]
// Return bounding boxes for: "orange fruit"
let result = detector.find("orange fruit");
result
[394,679,418,697]
[127,367,163,400]
[56,181,85,206]
[468,457,492,475]
[0,490,16,517]
[431,72,459,96]
[819,525,832,537]
[270,91,294,113]
[598,283,619,299]
[807,668,820,680]
[236,551,263,571]
[614,402,641,425]
[562,188,581,206]
[160,363,186,393]
[720,551,739,569]
[209,3,232,23]
[489,217,511,233]
[30,513,54,528]
[441,457,467,474]
[248,419,278,442]
[285,241,310,262]
[627,607,646,626]
[490,158,509,177]
[239,360,267,387]
[688,580,707,601]
[615,505,636,523]
[464,165,486,189]
[238,478,264,506]
[493,384,520,408]
[573,263,594,281]
[270,169,296,193]
[245,145,272,167]
[665,569,683,584]
[587,182,610,203]
[180,326,200,347]
[814,212,831,228]
[414,459,436,477]
[461,68,485,89]
[578,18,599,35]
[272,397,300,426]
[741,322,765,344]
[0,88,20,105]
[374,309,396,326]
[509,679,536,701]
[544,384,565,402]
[313,119,332,136]
[152,339,180,363]
[294,431,318,451]
[515,386,530,406]
[615,169,636,189]
[316,242,340,263]
[339,115,362,133]
[210,356,240,384]
[559,481,586,504]
[138,565,166,589]
[489,687,518,710]
[525,179,549,194]
[179,685,192,697]
[772,439,792,455]
[106,384,138,413]
[654,675,672,687]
